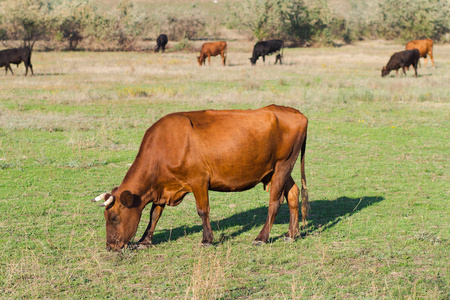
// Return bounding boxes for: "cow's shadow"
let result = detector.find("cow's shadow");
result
[138,195,384,245]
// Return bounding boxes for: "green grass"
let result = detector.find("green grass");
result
[0,40,449,299]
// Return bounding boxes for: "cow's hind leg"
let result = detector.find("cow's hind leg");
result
[27,61,33,76]
[135,203,165,249]
[413,62,418,78]
[428,50,435,69]
[284,176,300,241]
[192,184,214,245]
[254,171,287,245]
[275,54,282,65]
[221,52,226,66]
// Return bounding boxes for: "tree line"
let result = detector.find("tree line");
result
[0,0,449,51]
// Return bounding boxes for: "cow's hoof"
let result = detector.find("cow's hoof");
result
[133,243,154,250]
[201,242,213,247]
[252,240,266,246]
[283,236,295,243]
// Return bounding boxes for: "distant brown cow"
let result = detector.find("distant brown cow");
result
[197,41,227,66]
[92,105,309,251]
[405,39,434,69]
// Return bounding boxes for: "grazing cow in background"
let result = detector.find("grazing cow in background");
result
[250,40,284,65]
[381,49,420,78]
[405,39,434,69]
[197,41,227,66]
[154,34,168,53]
[92,105,309,251]
[0,47,34,76]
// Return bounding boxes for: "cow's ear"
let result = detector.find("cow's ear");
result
[120,190,139,208]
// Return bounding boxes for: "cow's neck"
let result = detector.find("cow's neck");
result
[118,157,158,208]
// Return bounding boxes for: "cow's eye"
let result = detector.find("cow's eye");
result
[110,214,118,224]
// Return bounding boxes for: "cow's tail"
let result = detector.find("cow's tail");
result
[300,129,309,229]
[281,40,284,57]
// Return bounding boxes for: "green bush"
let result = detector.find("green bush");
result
[227,0,347,45]
[377,0,450,42]
[150,7,206,41]
[1,0,448,49]
[0,0,51,44]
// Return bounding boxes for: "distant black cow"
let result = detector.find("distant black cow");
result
[0,47,34,76]
[381,49,420,78]
[154,34,168,53]
[250,40,284,65]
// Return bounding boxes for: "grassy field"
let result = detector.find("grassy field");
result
[0,40,449,299]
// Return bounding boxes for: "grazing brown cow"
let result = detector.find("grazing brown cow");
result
[405,39,435,69]
[197,41,227,66]
[92,105,309,251]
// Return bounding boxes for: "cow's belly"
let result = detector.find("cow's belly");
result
[206,157,273,192]
[209,176,266,192]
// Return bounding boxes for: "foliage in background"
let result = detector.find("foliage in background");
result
[344,0,450,43]
[376,0,450,42]
[0,0,449,50]
[0,0,153,50]
[0,0,52,45]
[227,0,346,45]
[161,8,206,40]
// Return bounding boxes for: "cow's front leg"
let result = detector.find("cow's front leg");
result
[135,203,165,249]
[192,185,213,245]
[6,64,13,75]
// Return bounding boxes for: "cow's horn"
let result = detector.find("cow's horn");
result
[98,195,114,207]
[92,193,107,202]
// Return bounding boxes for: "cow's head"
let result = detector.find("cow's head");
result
[197,56,205,66]
[249,57,258,65]
[92,189,143,251]
[381,66,389,77]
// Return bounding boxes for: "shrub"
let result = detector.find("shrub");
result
[377,0,450,42]
[227,0,345,45]
[0,0,52,44]
[152,8,206,41]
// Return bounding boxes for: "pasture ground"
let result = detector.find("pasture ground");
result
[0,40,449,299]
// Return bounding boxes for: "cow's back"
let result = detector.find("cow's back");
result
[201,41,227,56]
[406,39,433,57]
